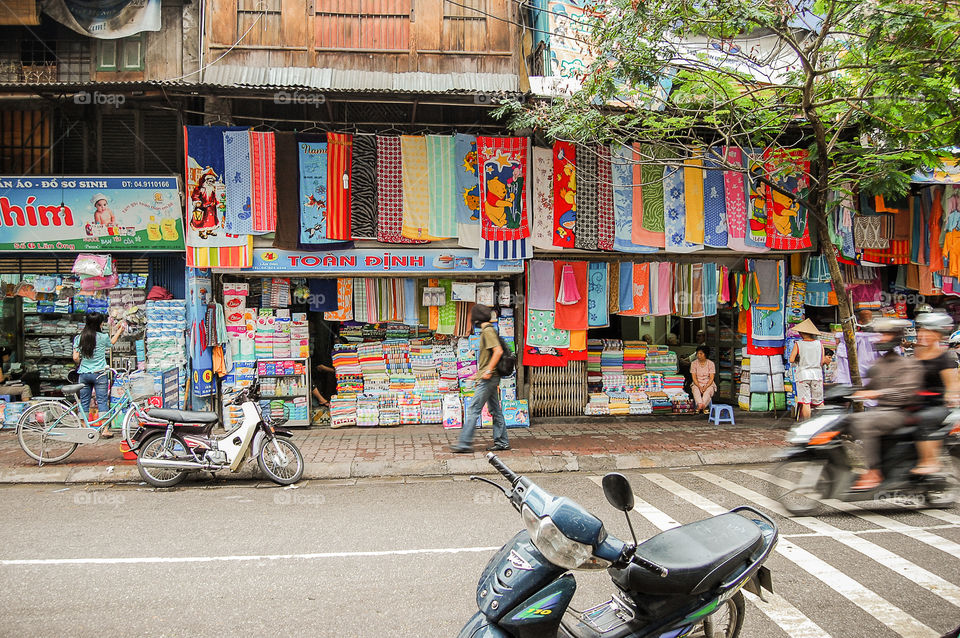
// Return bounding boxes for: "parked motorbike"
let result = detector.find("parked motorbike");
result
[459,454,777,638]
[774,385,960,515]
[129,381,304,487]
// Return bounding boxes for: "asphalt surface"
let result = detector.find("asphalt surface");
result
[0,465,958,638]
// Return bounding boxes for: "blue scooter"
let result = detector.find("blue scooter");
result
[459,454,777,638]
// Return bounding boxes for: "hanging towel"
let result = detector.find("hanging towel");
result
[477,136,530,241]
[377,136,425,244]
[723,146,748,238]
[324,279,354,321]
[804,254,833,307]
[403,278,418,326]
[365,278,378,323]
[621,263,651,316]
[612,144,658,253]
[325,132,352,240]
[553,141,577,248]
[763,148,811,250]
[531,146,558,250]
[568,330,587,352]
[597,145,615,250]
[703,263,718,317]
[437,279,456,334]
[618,262,634,312]
[930,185,944,271]
[400,135,442,240]
[350,135,378,239]
[648,262,660,315]
[426,135,457,238]
[632,143,665,247]
[683,153,705,244]
[743,149,769,250]
[587,262,609,326]
[574,143,599,250]
[526,309,571,347]
[222,129,253,235]
[528,260,556,310]
[308,279,338,312]
[426,278,439,331]
[482,237,532,261]
[249,131,278,233]
[453,134,481,248]
[273,132,300,250]
[608,262,620,313]
[703,149,728,247]
[352,277,368,322]
[553,261,588,330]
[297,140,330,244]
[754,260,781,309]
[663,162,703,253]
[556,264,582,305]
[656,262,673,315]
[640,145,666,234]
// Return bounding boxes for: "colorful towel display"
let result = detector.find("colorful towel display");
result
[376,136,424,244]
[553,261,588,330]
[454,134,481,249]
[531,146,557,250]
[477,136,530,241]
[597,145,615,251]
[575,143,599,250]
[324,132,352,240]
[350,135,377,239]
[763,148,810,250]
[553,141,577,248]
[401,135,442,241]
[683,154,705,244]
[426,135,457,238]
[703,149,728,247]
[611,144,657,253]
[249,131,278,234]
[587,262,609,327]
[640,145,666,234]
[663,163,702,253]
[298,141,335,245]
[632,143,665,247]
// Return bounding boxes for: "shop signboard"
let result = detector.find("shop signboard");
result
[0,176,183,251]
[241,249,525,275]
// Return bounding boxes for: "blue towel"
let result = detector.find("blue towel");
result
[454,134,480,225]
[308,279,338,312]
[588,262,609,327]
[403,278,418,326]
[222,130,253,235]
[663,165,701,253]
[619,262,634,312]
[611,144,658,254]
[299,141,339,245]
[703,262,718,317]
[702,149,728,247]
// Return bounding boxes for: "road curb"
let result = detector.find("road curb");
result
[0,447,784,484]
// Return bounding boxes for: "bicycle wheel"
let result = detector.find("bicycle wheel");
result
[121,405,147,449]
[16,401,82,464]
[257,437,304,485]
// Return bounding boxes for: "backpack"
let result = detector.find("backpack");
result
[484,325,516,377]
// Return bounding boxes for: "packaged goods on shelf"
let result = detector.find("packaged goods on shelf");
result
[442,394,462,428]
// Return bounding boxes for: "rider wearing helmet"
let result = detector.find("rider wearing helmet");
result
[912,312,959,474]
[850,318,924,490]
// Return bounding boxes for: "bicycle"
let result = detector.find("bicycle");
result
[16,368,155,465]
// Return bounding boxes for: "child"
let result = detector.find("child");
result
[92,194,116,225]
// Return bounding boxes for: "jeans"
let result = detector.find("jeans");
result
[458,375,508,449]
[78,371,110,416]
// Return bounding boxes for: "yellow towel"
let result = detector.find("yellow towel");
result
[683,154,705,244]
[568,329,587,351]
[400,135,443,241]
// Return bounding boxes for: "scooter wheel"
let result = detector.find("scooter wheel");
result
[257,437,304,485]
[137,433,188,488]
[773,460,836,516]
[697,591,745,638]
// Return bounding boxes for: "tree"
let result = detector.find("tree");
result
[502,0,960,385]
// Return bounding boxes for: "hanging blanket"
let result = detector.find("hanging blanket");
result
[663,162,703,253]
[620,263,651,317]
[324,132,352,240]
[323,279,354,321]
[426,135,457,238]
[376,136,425,244]
[748,259,785,352]
[631,144,665,247]
[587,262,609,327]
[702,149,727,248]
[454,134,481,248]
[553,141,577,248]
[350,135,377,239]
[804,254,833,307]
[763,148,811,250]
[528,260,556,311]
[574,144,599,250]
[674,263,704,318]
[655,262,673,315]
[249,131,278,234]
[401,135,443,241]
[723,146,747,239]
[531,146,557,250]
[743,149,769,250]
[298,141,334,244]
[683,154,705,244]
[273,132,300,250]
[640,145,666,234]
[597,145,615,250]
[612,144,657,253]
[477,136,530,241]
[553,261,588,330]
[526,309,571,347]
[618,262,634,312]
[702,263,718,317]
[222,129,253,235]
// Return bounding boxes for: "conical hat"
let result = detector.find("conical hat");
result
[793,318,820,335]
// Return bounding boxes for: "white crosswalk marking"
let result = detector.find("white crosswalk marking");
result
[695,470,960,609]
[587,476,831,638]
[643,473,939,637]
[744,468,960,560]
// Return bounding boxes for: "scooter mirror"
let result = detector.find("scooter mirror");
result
[602,473,635,512]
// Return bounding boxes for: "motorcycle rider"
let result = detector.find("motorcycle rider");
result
[850,318,924,491]
[912,311,959,475]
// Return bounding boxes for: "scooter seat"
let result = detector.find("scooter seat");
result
[147,408,219,425]
[610,513,763,596]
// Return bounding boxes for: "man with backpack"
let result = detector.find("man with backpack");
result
[450,304,512,453]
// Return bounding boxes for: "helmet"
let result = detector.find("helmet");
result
[914,303,934,314]
[949,329,960,349]
[867,317,912,335]
[915,312,954,335]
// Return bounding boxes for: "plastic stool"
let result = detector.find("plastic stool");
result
[708,404,735,426]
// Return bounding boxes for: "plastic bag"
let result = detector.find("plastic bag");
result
[80,273,118,292]
[72,253,112,278]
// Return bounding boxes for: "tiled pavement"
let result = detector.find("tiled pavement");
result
[0,413,793,483]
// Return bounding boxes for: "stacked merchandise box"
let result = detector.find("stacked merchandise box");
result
[503,399,530,427]
[442,393,462,429]
[747,355,786,411]
[256,359,310,425]
[273,309,292,359]
[0,401,29,429]
[145,300,187,396]
[255,310,275,360]
[222,360,256,427]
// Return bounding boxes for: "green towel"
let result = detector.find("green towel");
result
[641,145,665,233]
[438,279,456,334]
[427,135,458,238]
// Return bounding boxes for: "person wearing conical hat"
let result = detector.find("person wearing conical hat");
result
[789,319,830,420]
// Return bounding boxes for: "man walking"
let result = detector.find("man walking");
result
[450,304,510,453]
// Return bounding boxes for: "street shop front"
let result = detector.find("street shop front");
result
[213,247,528,429]
[0,175,189,428]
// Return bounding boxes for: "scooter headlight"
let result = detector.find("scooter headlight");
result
[521,505,610,571]
[787,415,841,444]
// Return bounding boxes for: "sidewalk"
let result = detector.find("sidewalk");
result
[0,413,793,484]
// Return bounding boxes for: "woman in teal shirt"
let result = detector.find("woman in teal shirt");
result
[72,312,125,435]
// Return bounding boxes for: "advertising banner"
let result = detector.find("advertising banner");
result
[237,248,524,275]
[0,176,183,251]
[40,0,161,39]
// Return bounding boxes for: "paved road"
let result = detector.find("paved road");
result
[0,465,957,637]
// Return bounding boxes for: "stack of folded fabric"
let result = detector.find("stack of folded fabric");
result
[329,396,357,428]
[671,396,695,414]
[587,340,604,393]
[389,374,417,393]
[363,374,390,395]
[398,393,422,425]
[335,374,364,395]
[583,393,610,416]
[607,392,630,416]
[332,344,362,375]
[378,394,400,426]
[383,341,412,375]
[357,342,387,376]
[356,394,380,427]
[663,375,685,392]
[434,345,459,392]
[420,393,442,424]
[623,341,646,376]
[646,351,678,374]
